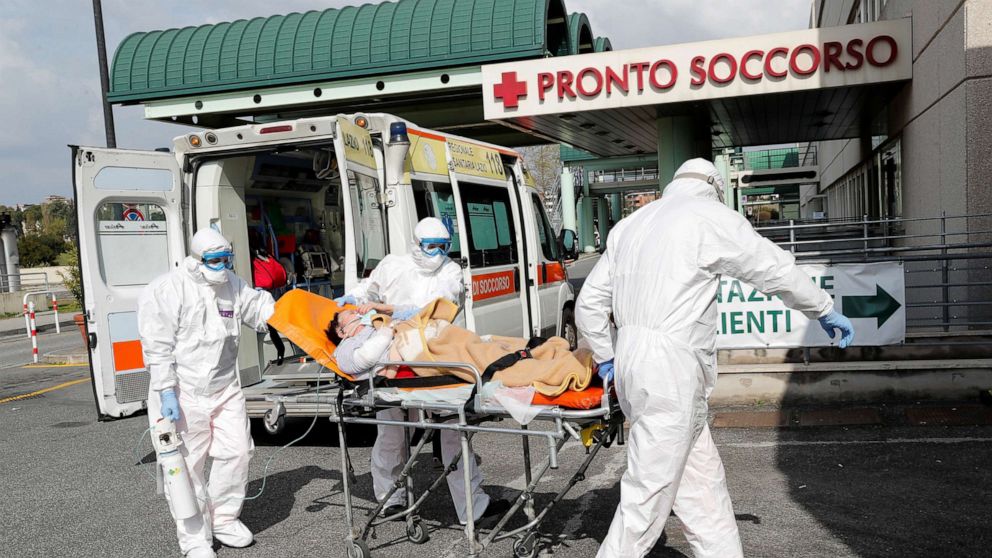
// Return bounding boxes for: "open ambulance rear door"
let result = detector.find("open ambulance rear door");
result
[72,146,185,419]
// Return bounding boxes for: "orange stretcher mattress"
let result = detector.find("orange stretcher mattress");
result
[531,386,604,409]
[266,289,355,381]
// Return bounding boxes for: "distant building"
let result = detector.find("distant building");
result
[43,195,70,205]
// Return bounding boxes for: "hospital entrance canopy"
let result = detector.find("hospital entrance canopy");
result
[108,0,911,156]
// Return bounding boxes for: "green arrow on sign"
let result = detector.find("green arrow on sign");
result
[842,285,901,327]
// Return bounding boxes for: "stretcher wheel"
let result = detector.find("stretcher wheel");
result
[346,539,370,558]
[407,521,429,544]
[263,409,285,435]
[512,533,538,558]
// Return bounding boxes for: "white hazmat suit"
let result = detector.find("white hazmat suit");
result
[344,217,491,524]
[139,228,275,558]
[577,159,835,558]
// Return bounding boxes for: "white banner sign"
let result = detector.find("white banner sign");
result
[716,262,905,348]
[482,19,912,119]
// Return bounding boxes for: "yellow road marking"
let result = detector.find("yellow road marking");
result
[22,363,89,368]
[0,377,91,404]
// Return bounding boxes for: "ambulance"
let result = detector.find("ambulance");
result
[72,114,577,421]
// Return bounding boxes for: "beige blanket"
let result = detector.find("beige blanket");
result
[384,298,594,397]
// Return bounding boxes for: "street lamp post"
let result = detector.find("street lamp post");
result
[91,0,116,148]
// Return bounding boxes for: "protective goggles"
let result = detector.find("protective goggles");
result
[201,250,234,271]
[419,237,451,257]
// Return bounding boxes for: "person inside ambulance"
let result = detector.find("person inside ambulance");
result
[333,216,510,527]
[576,158,854,558]
[138,228,276,558]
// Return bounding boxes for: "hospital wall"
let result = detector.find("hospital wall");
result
[813,0,992,324]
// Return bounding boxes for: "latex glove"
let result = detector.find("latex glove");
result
[334,294,357,307]
[818,311,855,349]
[159,389,181,423]
[392,307,419,321]
[596,359,615,384]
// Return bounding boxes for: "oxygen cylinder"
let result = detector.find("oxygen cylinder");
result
[152,420,199,520]
[158,450,199,520]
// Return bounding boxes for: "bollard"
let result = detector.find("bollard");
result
[51,293,60,334]
[29,301,38,364]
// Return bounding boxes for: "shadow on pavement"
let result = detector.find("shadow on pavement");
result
[775,425,992,557]
[242,465,340,534]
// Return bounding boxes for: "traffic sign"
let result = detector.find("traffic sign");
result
[716,262,905,348]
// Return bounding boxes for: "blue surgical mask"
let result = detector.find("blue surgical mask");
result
[358,310,376,326]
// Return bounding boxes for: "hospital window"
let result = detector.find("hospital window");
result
[345,170,386,277]
[411,179,462,259]
[95,202,170,286]
[459,183,518,267]
[532,193,559,261]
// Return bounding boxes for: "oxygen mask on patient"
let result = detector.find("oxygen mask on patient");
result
[358,310,376,326]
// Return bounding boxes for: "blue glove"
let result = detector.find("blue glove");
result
[596,359,615,384]
[392,307,419,321]
[334,294,357,307]
[818,311,855,349]
[159,389,181,423]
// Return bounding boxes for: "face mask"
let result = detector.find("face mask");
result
[202,266,229,285]
[411,248,445,272]
[358,310,376,326]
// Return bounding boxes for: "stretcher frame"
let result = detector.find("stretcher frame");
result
[247,357,624,558]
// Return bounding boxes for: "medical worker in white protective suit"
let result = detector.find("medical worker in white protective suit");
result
[138,228,276,558]
[335,217,509,525]
[577,159,855,558]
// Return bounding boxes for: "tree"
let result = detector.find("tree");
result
[58,244,83,304]
[18,233,69,268]
[518,145,562,199]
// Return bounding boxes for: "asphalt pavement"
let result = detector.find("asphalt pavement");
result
[2,371,991,558]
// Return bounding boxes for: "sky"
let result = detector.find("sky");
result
[0,0,811,206]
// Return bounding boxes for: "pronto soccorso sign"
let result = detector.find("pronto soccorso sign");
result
[482,19,912,119]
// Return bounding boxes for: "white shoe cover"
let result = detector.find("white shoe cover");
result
[186,547,216,558]
[213,520,253,548]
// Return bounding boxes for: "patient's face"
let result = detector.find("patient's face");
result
[335,310,363,339]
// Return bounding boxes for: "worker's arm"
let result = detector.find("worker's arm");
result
[235,276,276,332]
[137,278,182,392]
[699,209,832,319]
[575,250,615,363]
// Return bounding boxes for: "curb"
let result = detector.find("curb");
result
[0,321,76,340]
[41,351,90,365]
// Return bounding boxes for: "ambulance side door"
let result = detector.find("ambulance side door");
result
[520,188,572,340]
[447,139,530,337]
[72,146,185,419]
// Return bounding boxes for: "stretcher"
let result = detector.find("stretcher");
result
[249,290,626,558]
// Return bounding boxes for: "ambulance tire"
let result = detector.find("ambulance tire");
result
[346,540,370,558]
[561,307,577,350]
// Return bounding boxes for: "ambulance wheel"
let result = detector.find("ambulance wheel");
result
[561,307,577,350]
[513,533,538,558]
[346,540,370,558]
[262,410,285,435]
[407,520,429,544]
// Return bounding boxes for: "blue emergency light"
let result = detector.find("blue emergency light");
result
[389,122,410,144]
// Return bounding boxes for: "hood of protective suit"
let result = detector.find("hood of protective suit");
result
[189,228,234,285]
[663,158,726,203]
[411,217,451,272]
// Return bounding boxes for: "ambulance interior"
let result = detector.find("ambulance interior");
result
[193,144,387,376]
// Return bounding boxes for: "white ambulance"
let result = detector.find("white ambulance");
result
[72,113,577,420]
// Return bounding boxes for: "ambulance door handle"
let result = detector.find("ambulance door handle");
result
[88,332,97,350]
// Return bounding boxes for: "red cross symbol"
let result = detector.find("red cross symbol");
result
[493,71,528,109]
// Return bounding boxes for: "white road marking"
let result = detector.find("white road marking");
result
[720,437,992,448]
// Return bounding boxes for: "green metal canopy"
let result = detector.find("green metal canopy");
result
[109,0,600,104]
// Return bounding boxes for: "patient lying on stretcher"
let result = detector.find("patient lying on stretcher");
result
[324,298,595,397]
